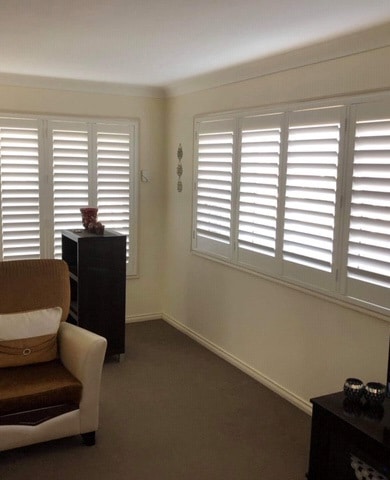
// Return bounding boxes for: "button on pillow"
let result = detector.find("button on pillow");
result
[0,307,62,368]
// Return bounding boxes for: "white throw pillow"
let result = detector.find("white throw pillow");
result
[0,307,62,368]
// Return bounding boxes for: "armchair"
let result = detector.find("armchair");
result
[0,259,107,452]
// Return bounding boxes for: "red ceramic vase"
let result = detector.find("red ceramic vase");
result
[80,207,98,229]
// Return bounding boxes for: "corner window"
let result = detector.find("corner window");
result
[192,95,390,315]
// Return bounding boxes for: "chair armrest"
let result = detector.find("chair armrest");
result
[58,322,107,432]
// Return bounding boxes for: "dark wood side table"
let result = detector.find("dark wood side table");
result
[307,392,390,480]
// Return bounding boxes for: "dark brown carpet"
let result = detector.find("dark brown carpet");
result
[0,320,311,479]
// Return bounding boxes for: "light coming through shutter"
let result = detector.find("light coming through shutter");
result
[51,122,89,257]
[96,125,131,264]
[283,108,343,283]
[194,118,235,259]
[0,119,40,260]
[346,102,390,309]
[238,114,282,271]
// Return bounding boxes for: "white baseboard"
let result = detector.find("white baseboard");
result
[162,312,312,416]
[126,312,162,323]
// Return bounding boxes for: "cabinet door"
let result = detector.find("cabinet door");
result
[307,406,333,480]
[308,402,390,480]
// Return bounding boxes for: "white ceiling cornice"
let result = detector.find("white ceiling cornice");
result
[0,22,388,100]
[0,73,165,99]
[165,21,390,98]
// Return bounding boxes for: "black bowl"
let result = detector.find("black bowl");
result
[364,382,386,405]
[343,378,364,401]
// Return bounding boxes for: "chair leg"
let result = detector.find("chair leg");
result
[81,431,96,446]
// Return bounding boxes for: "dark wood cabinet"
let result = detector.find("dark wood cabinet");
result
[62,229,126,358]
[307,392,390,480]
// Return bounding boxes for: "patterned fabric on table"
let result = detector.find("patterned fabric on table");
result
[351,454,389,480]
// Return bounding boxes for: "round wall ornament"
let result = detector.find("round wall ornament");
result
[177,143,183,192]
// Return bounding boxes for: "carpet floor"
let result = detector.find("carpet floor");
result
[0,320,311,480]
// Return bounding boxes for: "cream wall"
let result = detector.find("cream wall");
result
[163,46,390,411]
[0,84,166,319]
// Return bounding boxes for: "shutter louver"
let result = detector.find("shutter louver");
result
[51,123,89,257]
[0,121,40,260]
[237,114,282,272]
[96,126,131,264]
[194,118,234,259]
[283,108,343,284]
[346,102,390,309]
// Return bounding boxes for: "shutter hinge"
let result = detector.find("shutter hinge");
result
[335,268,339,282]
[192,230,196,240]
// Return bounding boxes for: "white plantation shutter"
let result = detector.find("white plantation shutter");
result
[50,121,90,257]
[193,118,235,259]
[193,97,390,313]
[282,107,344,290]
[0,114,138,275]
[345,102,390,309]
[237,113,282,273]
[0,118,41,260]
[95,123,136,274]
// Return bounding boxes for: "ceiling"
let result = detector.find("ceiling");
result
[1,0,390,92]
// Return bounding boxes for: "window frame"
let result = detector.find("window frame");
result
[192,91,390,318]
[0,112,139,277]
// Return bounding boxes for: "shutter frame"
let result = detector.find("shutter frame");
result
[0,118,41,260]
[49,120,90,258]
[193,117,235,260]
[237,113,283,274]
[344,101,390,310]
[95,122,137,275]
[281,107,345,291]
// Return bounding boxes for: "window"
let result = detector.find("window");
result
[344,102,390,309]
[194,117,235,260]
[0,118,40,260]
[238,113,282,274]
[0,115,138,275]
[193,95,390,315]
[282,106,345,291]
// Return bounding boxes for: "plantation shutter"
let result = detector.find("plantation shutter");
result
[345,101,390,310]
[0,118,41,260]
[193,117,235,260]
[282,107,344,290]
[237,113,282,274]
[95,123,136,274]
[49,121,90,258]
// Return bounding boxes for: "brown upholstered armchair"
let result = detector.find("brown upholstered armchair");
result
[0,259,107,451]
